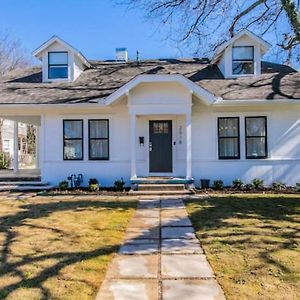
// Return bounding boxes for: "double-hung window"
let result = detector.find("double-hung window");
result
[218,117,240,159]
[232,46,254,75]
[63,120,83,160]
[89,120,109,160]
[48,52,68,79]
[245,117,267,159]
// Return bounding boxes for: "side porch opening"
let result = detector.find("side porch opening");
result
[0,116,41,180]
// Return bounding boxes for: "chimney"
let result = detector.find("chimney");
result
[116,48,128,62]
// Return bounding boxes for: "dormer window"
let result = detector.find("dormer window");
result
[232,46,254,75]
[48,51,68,79]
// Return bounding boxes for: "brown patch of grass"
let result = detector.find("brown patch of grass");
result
[185,194,300,300]
[0,195,137,299]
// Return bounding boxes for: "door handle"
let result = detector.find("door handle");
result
[149,142,152,152]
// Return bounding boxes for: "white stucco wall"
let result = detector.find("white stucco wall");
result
[191,103,300,186]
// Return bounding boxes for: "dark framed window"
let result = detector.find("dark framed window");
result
[48,51,68,79]
[218,117,240,159]
[245,117,267,159]
[63,120,83,160]
[232,46,254,75]
[88,119,109,160]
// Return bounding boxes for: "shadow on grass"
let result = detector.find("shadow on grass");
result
[184,196,300,276]
[0,199,137,299]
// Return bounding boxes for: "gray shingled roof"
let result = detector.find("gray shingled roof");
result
[0,59,299,104]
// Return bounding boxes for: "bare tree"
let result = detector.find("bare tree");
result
[0,33,30,162]
[0,31,30,77]
[119,0,300,66]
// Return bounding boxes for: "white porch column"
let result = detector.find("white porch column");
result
[35,126,40,170]
[13,121,19,174]
[186,113,192,179]
[130,114,137,178]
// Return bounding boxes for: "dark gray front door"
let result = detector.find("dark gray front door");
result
[149,120,172,173]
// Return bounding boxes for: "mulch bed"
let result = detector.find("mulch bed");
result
[38,187,131,196]
[195,187,300,195]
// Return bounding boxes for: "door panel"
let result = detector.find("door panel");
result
[149,120,172,173]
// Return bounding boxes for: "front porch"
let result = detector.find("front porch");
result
[129,112,193,181]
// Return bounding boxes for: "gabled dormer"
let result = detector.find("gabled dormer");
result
[212,29,271,78]
[32,36,91,83]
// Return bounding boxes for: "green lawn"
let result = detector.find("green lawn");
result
[0,195,137,300]
[185,194,300,300]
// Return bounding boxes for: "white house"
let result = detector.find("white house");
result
[0,30,299,187]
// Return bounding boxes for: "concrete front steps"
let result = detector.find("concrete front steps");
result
[130,177,195,195]
[0,181,54,192]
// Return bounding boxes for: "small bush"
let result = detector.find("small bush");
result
[114,178,125,191]
[244,183,254,191]
[296,183,300,192]
[0,152,10,169]
[88,178,100,192]
[252,178,264,190]
[213,180,224,190]
[89,178,98,185]
[272,182,287,191]
[58,180,69,191]
[232,179,244,189]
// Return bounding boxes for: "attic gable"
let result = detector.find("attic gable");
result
[32,36,91,83]
[212,29,271,78]
[32,36,91,68]
[212,29,271,64]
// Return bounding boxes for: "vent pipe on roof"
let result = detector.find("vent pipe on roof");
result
[116,48,128,62]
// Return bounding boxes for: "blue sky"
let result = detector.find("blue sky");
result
[0,0,295,67]
[0,0,181,61]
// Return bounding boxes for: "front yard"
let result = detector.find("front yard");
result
[185,194,300,300]
[0,194,137,299]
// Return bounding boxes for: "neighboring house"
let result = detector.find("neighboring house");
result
[0,29,299,186]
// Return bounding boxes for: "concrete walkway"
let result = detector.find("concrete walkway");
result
[96,197,226,300]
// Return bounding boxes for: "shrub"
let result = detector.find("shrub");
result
[58,180,69,191]
[0,152,10,169]
[244,183,254,191]
[213,180,224,190]
[252,178,264,190]
[232,179,244,189]
[296,183,300,192]
[114,178,125,191]
[89,178,100,191]
[272,182,287,191]
[89,178,98,185]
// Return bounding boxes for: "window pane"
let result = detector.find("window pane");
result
[232,47,254,60]
[219,138,239,158]
[219,118,239,137]
[49,66,68,79]
[232,62,254,75]
[89,120,108,138]
[49,52,68,65]
[64,140,82,160]
[153,122,169,134]
[90,140,108,159]
[246,137,266,158]
[246,118,266,136]
[64,121,82,139]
